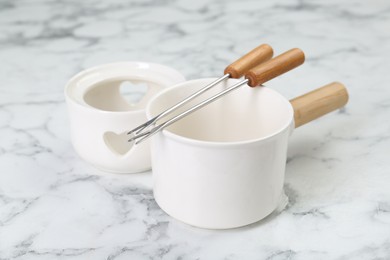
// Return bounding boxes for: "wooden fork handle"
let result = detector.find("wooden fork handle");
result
[245,48,305,87]
[224,44,273,79]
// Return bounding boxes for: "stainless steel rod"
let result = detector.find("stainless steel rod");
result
[127,74,230,135]
[130,79,249,144]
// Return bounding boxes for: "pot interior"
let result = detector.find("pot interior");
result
[148,78,294,143]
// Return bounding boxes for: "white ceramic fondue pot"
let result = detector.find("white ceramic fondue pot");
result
[65,62,185,173]
[146,78,348,229]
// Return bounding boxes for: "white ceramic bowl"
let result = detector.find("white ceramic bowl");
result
[65,62,185,173]
[147,78,294,229]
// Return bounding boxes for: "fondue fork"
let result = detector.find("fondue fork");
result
[127,44,273,136]
[129,48,305,145]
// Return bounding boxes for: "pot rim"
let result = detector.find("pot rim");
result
[146,78,295,148]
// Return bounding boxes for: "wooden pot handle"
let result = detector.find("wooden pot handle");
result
[290,82,349,128]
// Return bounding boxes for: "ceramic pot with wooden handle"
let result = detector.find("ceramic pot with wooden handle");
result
[146,79,348,229]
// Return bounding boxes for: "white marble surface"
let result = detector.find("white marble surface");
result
[0,0,389,259]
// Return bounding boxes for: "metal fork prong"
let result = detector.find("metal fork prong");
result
[135,127,161,145]
[127,115,160,135]
[127,121,149,135]
[128,130,151,143]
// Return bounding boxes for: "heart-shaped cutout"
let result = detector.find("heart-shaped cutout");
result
[119,81,149,108]
[104,131,134,155]
[83,80,150,112]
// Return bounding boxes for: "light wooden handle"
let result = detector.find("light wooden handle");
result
[245,48,305,87]
[224,44,273,78]
[290,82,349,128]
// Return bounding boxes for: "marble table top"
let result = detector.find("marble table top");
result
[1,0,389,259]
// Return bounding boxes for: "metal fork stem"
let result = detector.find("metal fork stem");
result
[127,74,230,135]
[132,79,249,145]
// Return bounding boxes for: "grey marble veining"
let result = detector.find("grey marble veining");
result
[0,0,390,259]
